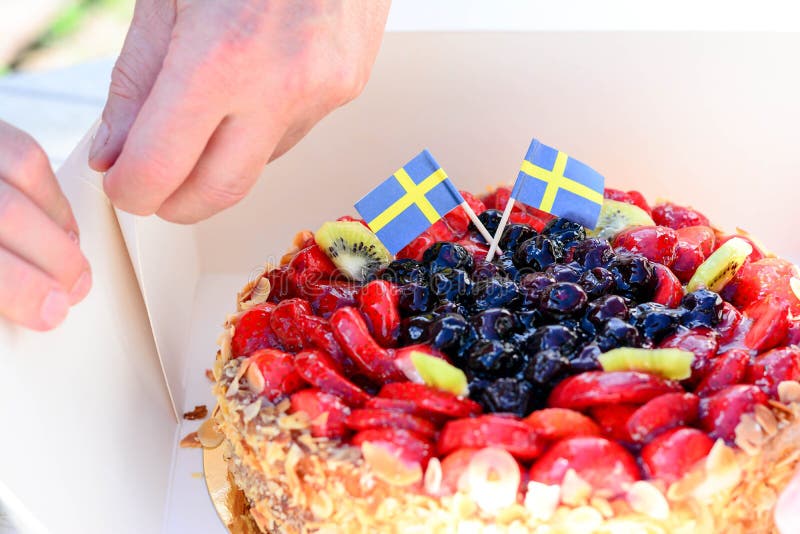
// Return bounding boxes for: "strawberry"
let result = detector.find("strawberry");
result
[345,408,438,439]
[330,307,407,384]
[659,329,720,386]
[724,258,800,313]
[785,318,800,346]
[247,349,306,401]
[270,298,313,351]
[456,238,490,262]
[717,302,744,345]
[297,314,355,373]
[379,382,481,420]
[487,187,525,213]
[231,303,282,356]
[336,215,370,228]
[547,371,683,410]
[626,392,699,443]
[293,350,370,407]
[612,225,678,265]
[289,244,338,295]
[438,415,544,461]
[676,225,716,257]
[652,202,710,230]
[699,385,769,442]
[743,295,791,353]
[524,408,602,442]
[640,427,714,484]
[626,190,653,215]
[428,219,456,242]
[747,346,800,398]
[603,188,652,215]
[509,211,551,232]
[289,389,350,438]
[588,404,638,443]
[351,428,434,469]
[695,349,750,397]
[397,232,436,261]
[651,262,684,308]
[529,437,640,496]
[438,448,479,495]
[358,280,401,347]
[305,280,359,318]
[442,191,485,238]
[670,240,706,283]
[715,234,765,263]
[363,397,422,415]
[266,265,294,301]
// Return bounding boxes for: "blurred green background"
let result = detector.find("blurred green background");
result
[0,0,134,75]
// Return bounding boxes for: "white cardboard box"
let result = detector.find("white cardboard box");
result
[2,32,800,534]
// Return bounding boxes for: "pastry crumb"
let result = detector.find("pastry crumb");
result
[183,405,209,420]
[180,432,202,448]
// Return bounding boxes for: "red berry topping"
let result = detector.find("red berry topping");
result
[747,346,800,398]
[294,350,370,407]
[670,240,707,283]
[743,295,791,353]
[351,428,434,468]
[529,437,640,496]
[603,188,651,215]
[659,329,720,386]
[379,382,482,420]
[247,349,306,401]
[270,298,313,352]
[358,280,400,347]
[305,280,359,318]
[508,211,551,232]
[297,314,355,373]
[717,302,744,345]
[695,349,750,397]
[443,193,484,238]
[724,258,800,313]
[588,404,638,443]
[626,392,699,443]
[455,237,490,262]
[397,232,436,261]
[289,244,338,295]
[524,408,602,442]
[289,389,350,438]
[363,397,419,414]
[438,415,544,461]
[676,225,716,257]
[641,427,714,484]
[651,262,684,308]
[612,225,678,265]
[652,202,710,230]
[231,303,281,357]
[699,384,769,442]
[330,307,406,384]
[266,265,294,301]
[345,408,438,439]
[547,371,683,410]
[715,234,765,263]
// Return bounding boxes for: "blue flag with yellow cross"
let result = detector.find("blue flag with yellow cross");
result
[512,139,605,229]
[355,150,464,254]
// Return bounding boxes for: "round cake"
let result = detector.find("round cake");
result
[209,186,800,533]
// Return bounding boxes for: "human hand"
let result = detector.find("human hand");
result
[775,466,800,532]
[0,121,91,330]
[90,0,390,223]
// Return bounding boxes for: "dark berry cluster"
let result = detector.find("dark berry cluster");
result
[379,210,724,417]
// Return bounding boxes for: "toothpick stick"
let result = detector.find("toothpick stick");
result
[459,201,502,256]
[485,198,515,262]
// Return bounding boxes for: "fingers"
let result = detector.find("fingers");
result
[88,0,176,171]
[0,248,71,331]
[156,114,282,223]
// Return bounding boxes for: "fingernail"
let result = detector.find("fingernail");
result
[89,121,110,161]
[40,290,70,329]
[69,230,80,245]
[69,270,92,302]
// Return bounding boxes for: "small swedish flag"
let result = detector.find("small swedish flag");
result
[512,139,605,229]
[355,150,464,254]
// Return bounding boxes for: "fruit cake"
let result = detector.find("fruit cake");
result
[210,186,800,533]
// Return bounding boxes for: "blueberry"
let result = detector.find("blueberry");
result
[432,301,469,317]
[400,314,435,344]
[596,317,641,351]
[577,268,613,300]
[472,209,504,243]
[544,263,583,283]
[466,339,522,378]
[428,313,470,353]
[521,324,578,355]
[539,282,588,318]
[492,251,520,280]
[524,349,570,385]
[398,282,434,315]
[471,278,520,311]
[517,309,543,330]
[423,242,474,274]
[513,235,564,271]
[584,295,629,326]
[472,261,507,281]
[569,343,602,372]
[606,253,657,302]
[567,238,614,269]
[499,224,537,251]
[681,289,723,328]
[519,272,557,292]
[629,303,686,343]
[542,218,586,248]
[430,267,472,303]
[380,259,427,285]
[474,377,535,416]
[472,308,517,340]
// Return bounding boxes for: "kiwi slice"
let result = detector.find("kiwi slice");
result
[587,199,656,240]
[315,221,391,281]
[409,351,468,396]
[599,347,694,380]
[686,237,752,293]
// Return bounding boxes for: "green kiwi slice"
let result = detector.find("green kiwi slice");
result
[598,347,694,380]
[686,237,752,293]
[314,221,391,281]
[586,199,656,240]
[409,351,468,396]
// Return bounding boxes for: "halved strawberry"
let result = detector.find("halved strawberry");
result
[670,240,706,283]
[345,408,438,439]
[524,408,602,442]
[379,382,482,420]
[428,219,456,242]
[266,265,294,301]
[330,307,406,384]
[529,437,641,496]
[677,225,716,257]
[725,258,800,313]
[651,263,684,308]
[509,211,551,232]
[717,302,744,345]
[438,415,544,461]
[351,428,434,469]
[785,318,800,346]
[396,232,436,261]
[456,238,490,262]
[294,350,369,407]
[626,392,699,443]
[305,280,359,318]
[288,244,338,295]
[698,385,769,442]
[358,280,400,348]
[626,190,653,216]
[743,295,791,353]
[641,427,714,484]
[715,234,765,263]
[442,191,485,237]
[247,349,306,401]
[652,202,710,230]
[270,298,313,352]
[231,303,282,357]
[603,188,652,215]
[289,388,350,438]
[363,397,418,414]
[547,371,683,410]
[297,314,355,374]
[588,404,638,443]
[612,225,678,265]
[695,349,750,397]
[747,346,800,398]
[659,329,720,386]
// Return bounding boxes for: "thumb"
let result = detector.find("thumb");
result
[89,0,176,171]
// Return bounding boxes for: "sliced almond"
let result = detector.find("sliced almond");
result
[423,457,443,496]
[560,468,592,506]
[179,431,202,448]
[245,359,265,393]
[239,277,271,310]
[242,398,262,423]
[753,403,778,436]
[627,480,670,520]
[466,447,520,514]
[778,380,800,404]
[360,442,422,487]
[524,481,560,521]
[197,417,224,449]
